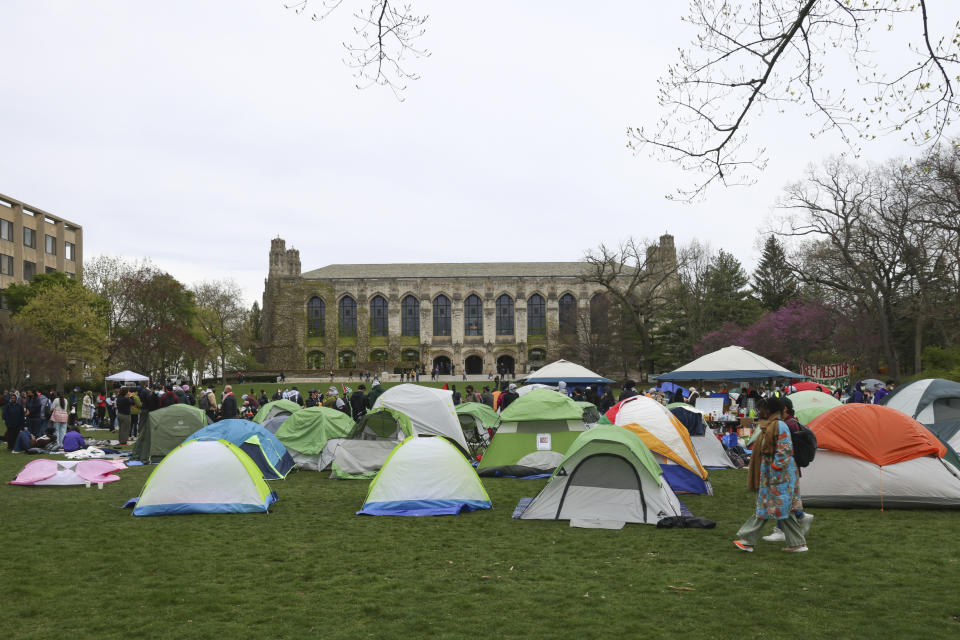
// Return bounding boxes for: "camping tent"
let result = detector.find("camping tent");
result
[792,381,834,393]
[478,388,588,477]
[607,395,711,493]
[130,439,278,516]
[881,378,960,424]
[518,426,684,528]
[516,383,555,396]
[104,370,149,384]
[357,436,491,516]
[788,390,842,425]
[668,404,734,469]
[524,359,614,385]
[253,399,302,424]
[372,384,467,450]
[185,419,295,480]
[656,345,806,381]
[131,404,209,463]
[325,407,414,479]
[9,459,127,486]
[273,406,354,471]
[801,404,960,508]
[927,421,960,451]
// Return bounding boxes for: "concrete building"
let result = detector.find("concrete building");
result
[260,235,677,376]
[0,194,83,303]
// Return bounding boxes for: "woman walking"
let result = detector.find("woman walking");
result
[733,396,808,553]
[50,392,69,449]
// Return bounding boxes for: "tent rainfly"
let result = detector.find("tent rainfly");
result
[656,345,806,382]
[371,384,468,450]
[253,399,303,424]
[881,378,960,424]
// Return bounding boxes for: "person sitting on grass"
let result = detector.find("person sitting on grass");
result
[62,425,87,452]
[12,426,35,453]
[36,427,57,451]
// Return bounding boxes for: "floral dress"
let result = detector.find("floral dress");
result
[755,420,802,519]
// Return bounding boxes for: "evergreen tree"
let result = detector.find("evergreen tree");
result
[752,235,799,311]
[704,250,761,331]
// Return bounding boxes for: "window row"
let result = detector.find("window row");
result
[0,223,75,261]
[306,293,608,337]
[306,348,550,370]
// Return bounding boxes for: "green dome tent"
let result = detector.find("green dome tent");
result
[131,404,209,463]
[478,388,587,477]
[788,390,842,425]
[253,399,302,424]
[517,426,683,527]
[274,406,355,471]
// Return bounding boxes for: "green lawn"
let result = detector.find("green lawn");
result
[2,417,959,638]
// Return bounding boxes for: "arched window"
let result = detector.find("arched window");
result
[590,293,609,334]
[401,295,420,336]
[370,295,388,337]
[559,293,577,335]
[401,349,419,363]
[306,350,324,369]
[369,349,388,363]
[527,294,546,335]
[307,297,325,336]
[338,296,357,336]
[433,295,451,336]
[496,294,514,335]
[338,350,356,369]
[464,294,483,336]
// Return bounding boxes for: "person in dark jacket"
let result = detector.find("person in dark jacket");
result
[350,385,369,419]
[367,380,386,406]
[619,380,639,402]
[598,389,616,414]
[116,388,133,445]
[25,391,43,438]
[3,393,26,450]
[220,385,238,420]
[499,383,519,411]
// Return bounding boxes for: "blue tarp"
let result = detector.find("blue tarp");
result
[358,499,491,517]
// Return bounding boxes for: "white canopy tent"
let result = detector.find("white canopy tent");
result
[105,370,149,384]
[656,346,806,382]
[525,359,614,385]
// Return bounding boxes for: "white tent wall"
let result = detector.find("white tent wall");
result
[613,397,704,474]
[884,380,933,419]
[800,450,960,508]
[372,385,467,449]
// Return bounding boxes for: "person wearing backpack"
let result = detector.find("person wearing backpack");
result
[733,396,807,553]
[762,397,814,543]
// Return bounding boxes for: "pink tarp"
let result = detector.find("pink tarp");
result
[9,459,128,486]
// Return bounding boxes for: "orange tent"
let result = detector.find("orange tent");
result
[808,404,945,466]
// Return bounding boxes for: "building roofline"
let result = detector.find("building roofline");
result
[0,193,82,229]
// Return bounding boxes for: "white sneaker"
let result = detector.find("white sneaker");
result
[800,513,814,535]
[762,529,785,542]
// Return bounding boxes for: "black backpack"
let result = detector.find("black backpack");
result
[198,393,210,411]
[791,423,818,468]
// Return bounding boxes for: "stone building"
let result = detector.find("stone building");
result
[260,235,676,375]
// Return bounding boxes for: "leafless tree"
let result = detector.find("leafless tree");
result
[632,0,960,199]
[285,0,429,99]
[582,237,680,377]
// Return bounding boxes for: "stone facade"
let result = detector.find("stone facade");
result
[260,235,676,375]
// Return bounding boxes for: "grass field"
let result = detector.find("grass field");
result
[3,396,960,639]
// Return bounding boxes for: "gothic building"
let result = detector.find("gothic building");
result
[260,235,676,375]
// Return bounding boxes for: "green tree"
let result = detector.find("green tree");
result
[194,280,248,383]
[3,271,93,315]
[703,250,762,331]
[16,283,108,390]
[752,235,799,311]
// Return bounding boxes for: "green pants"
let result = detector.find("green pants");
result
[737,513,806,548]
[117,413,131,444]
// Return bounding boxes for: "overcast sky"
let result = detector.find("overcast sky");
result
[2,1,952,305]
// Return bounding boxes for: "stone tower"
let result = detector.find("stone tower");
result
[268,237,301,279]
